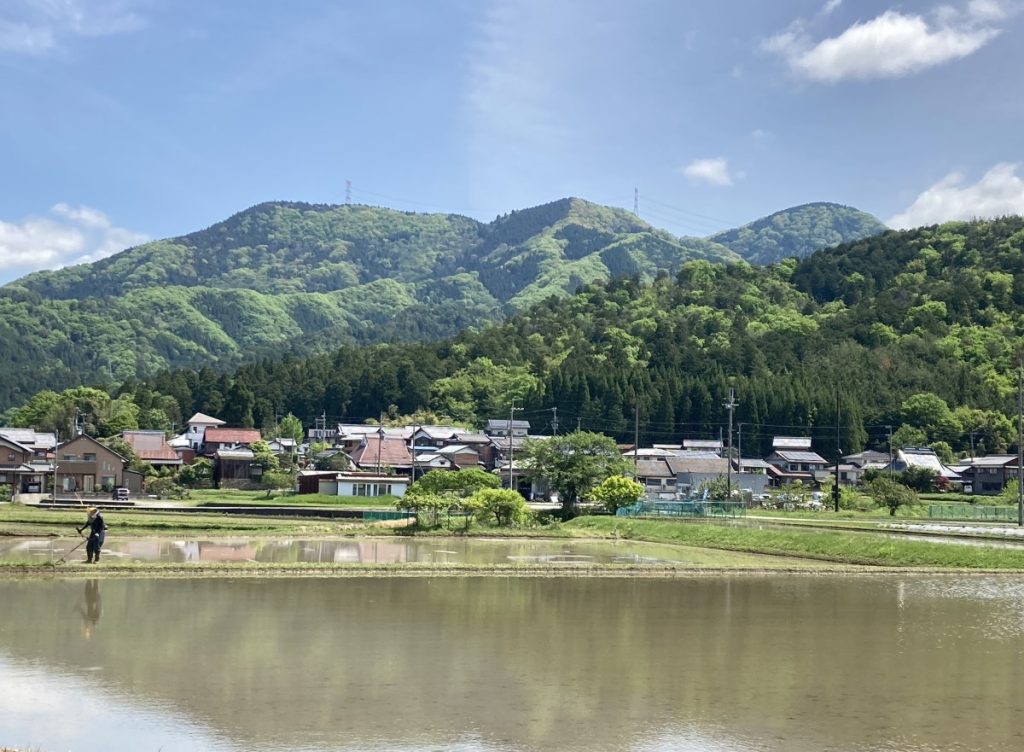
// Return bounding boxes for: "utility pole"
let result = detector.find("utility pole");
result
[737,423,743,469]
[52,428,59,504]
[724,389,737,500]
[376,412,384,476]
[551,406,559,436]
[411,424,419,481]
[887,425,894,479]
[1017,360,1023,526]
[834,389,841,513]
[633,404,640,477]
[508,401,521,491]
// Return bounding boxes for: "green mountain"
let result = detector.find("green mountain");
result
[709,202,887,265]
[11,217,1024,463]
[0,198,740,409]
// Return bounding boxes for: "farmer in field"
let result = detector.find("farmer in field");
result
[77,507,107,564]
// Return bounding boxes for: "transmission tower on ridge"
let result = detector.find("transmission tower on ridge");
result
[633,187,639,216]
[345,180,352,204]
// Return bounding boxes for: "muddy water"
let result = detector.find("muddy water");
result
[3,576,1024,751]
[0,536,809,567]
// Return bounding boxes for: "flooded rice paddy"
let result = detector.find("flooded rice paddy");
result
[3,575,1024,751]
[0,535,812,567]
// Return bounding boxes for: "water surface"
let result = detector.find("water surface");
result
[2,576,1024,751]
[0,535,800,567]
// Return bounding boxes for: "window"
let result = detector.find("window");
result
[83,453,96,462]
[62,454,77,461]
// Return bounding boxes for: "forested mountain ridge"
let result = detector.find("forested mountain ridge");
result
[710,202,887,265]
[10,216,1024,463]
[0,198,882,410]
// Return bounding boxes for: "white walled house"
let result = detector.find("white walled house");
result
[317,473,408,498]
[185,412,226,452]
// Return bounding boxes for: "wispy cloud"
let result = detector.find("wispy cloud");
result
[0,203,148,279]
[763,1,1005,83]
[681,157,735,187]
[821,0,843,16]
[0,0,145,55]
[463,0,571,158]
[888,163,1024,229]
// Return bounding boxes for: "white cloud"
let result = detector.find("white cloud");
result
[763,3,1002,83]
[0,0,145,54]
[681,157,734,187]
[888,163,1024,229]
[0,204,148,279]
[822,0,843,15]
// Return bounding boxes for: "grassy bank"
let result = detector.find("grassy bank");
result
[568,517,1024,569]
[0,504,374,537]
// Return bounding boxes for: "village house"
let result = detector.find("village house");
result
[886,447,962,489]
[183,412,225,453]
[351,434,413,475]
[765,437,829,487]
[0,427,56,497]
[121,430,182,470]
[953,455,1016,495]
[312,472,409,499]
[55,434,142,495]
[202,427,262,456]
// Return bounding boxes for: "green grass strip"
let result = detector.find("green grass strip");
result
[567,517,1024,569]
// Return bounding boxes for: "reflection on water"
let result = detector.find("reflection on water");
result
[0,536,788,566]
[2,576,1024,751]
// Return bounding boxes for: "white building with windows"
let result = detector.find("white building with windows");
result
[317,473,408,498]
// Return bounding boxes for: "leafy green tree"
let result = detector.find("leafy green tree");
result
[277,413,304,444]
[900,393,962,444]
[145,476,187,500]
[865,476,918,516]
[521,431,628,518]
[177,457,213,487]
[898,466,938,493]
[395,492,451,527]
[249,440,280,472]
[470,488,532,527]
[696,476,731,501]
[891,425,928,450]
[929,441,955,465]
[591,475,645,513]
[408,468,500,498]
[261,470,294,497]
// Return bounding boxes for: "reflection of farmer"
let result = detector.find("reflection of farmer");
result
[77,507,107,564]
[77,579,102,640]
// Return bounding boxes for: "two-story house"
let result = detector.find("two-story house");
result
[184,412,226,453]
[0,427,56,496]
[56,434,141,494]
[765,438,829,486]
[958,455,1018,495]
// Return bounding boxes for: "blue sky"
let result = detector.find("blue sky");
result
[1,0,1022,282]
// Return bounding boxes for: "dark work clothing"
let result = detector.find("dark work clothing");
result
[79,513,106,562]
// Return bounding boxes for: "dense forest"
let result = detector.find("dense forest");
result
[0,198,883,409]
[709,202,886,265]
[6,216,1024,462]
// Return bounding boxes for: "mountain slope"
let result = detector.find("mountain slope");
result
[709,202,887,265]
[0,198,741,409]
[96,216,1024,461]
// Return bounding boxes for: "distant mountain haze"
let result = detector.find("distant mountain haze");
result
[0,198,885,409]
